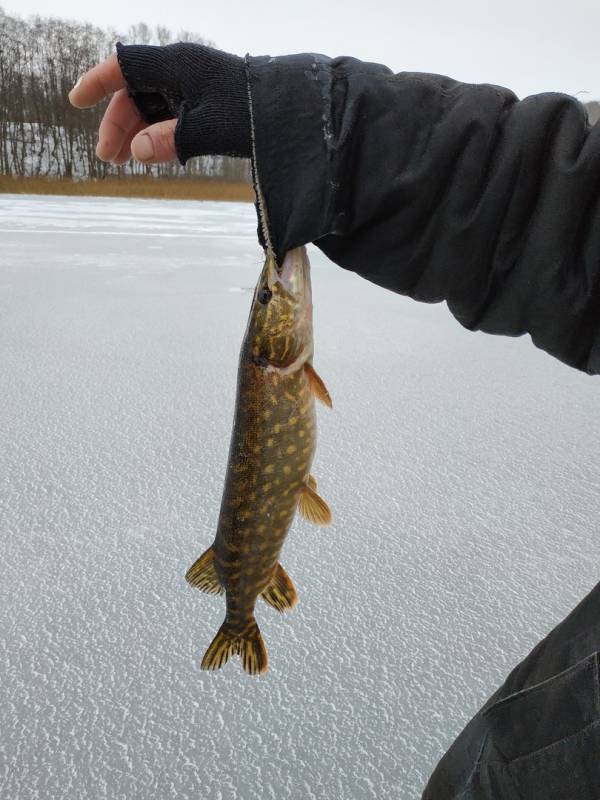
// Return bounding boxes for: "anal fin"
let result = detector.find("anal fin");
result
[298,478,332,526]
[261,563,298,612]
[185,545,224,595]
[304,363,332,408]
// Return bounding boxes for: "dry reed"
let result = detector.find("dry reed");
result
[0,175,255,202]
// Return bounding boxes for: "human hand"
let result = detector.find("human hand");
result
[68,54,177,165]
[68,43,251,166]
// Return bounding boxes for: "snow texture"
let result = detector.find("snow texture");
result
[2,194,600,799]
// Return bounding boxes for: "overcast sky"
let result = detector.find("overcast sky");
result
[6,0,600,100]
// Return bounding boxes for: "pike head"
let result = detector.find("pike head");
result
[246,247,313,369]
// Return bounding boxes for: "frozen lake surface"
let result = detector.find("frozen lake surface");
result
[2,194,600,799]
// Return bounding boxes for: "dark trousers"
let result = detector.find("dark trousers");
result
[423,581,600,799]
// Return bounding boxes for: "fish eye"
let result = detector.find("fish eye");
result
[258,286,272,305]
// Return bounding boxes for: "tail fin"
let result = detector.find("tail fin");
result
[201,618,268,675]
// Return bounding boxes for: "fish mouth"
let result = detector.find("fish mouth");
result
[275,246,311,302]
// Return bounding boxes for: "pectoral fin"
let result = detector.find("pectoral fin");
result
[304,363,332,408]
[298,478,332,526]
[261,563,298,612]
[185,545,224,595]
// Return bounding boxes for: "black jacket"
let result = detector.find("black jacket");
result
[246,53,600,377]
[422,579,600,799]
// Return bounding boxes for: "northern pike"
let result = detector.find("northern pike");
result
[186,246,332,675]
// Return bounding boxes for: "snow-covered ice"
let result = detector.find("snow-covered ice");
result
[2,194,600,799]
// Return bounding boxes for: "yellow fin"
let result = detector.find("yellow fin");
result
[298,479,332,526]
[307,474,317,491]
[261,563,298,612]
[304,363,332,408]
[201,618,268,675]
[185,546,224,595]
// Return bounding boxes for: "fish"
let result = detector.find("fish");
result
[185,245,332,675]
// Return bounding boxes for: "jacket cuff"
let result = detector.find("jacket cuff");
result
[246,53,336,263]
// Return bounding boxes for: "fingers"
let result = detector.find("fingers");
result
[131,119,178,164]
[112,119,146,165]
[96,89,142,161]
[68,53,126,108]
[69,52,178,165]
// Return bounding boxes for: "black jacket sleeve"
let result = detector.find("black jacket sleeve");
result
[421,580,600,799]
[246,53,600,375]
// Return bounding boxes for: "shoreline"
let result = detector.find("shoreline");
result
[0,175,255,203]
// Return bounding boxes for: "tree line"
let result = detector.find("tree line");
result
[1,7,598,184]
[0,8,250,182]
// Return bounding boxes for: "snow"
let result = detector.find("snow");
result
[2,194,600,799]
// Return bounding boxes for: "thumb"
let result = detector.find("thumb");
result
[131,118,178,164]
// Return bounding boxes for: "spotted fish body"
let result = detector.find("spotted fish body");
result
[186,246,332,675]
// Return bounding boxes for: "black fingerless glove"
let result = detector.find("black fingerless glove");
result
[115,41,251,164]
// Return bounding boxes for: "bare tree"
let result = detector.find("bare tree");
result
[0,8,250,182]
[155,25,172,46]
[126,22,152,45]
[176,29,214,47]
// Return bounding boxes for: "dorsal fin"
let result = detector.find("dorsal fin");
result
[185,546,224,595]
